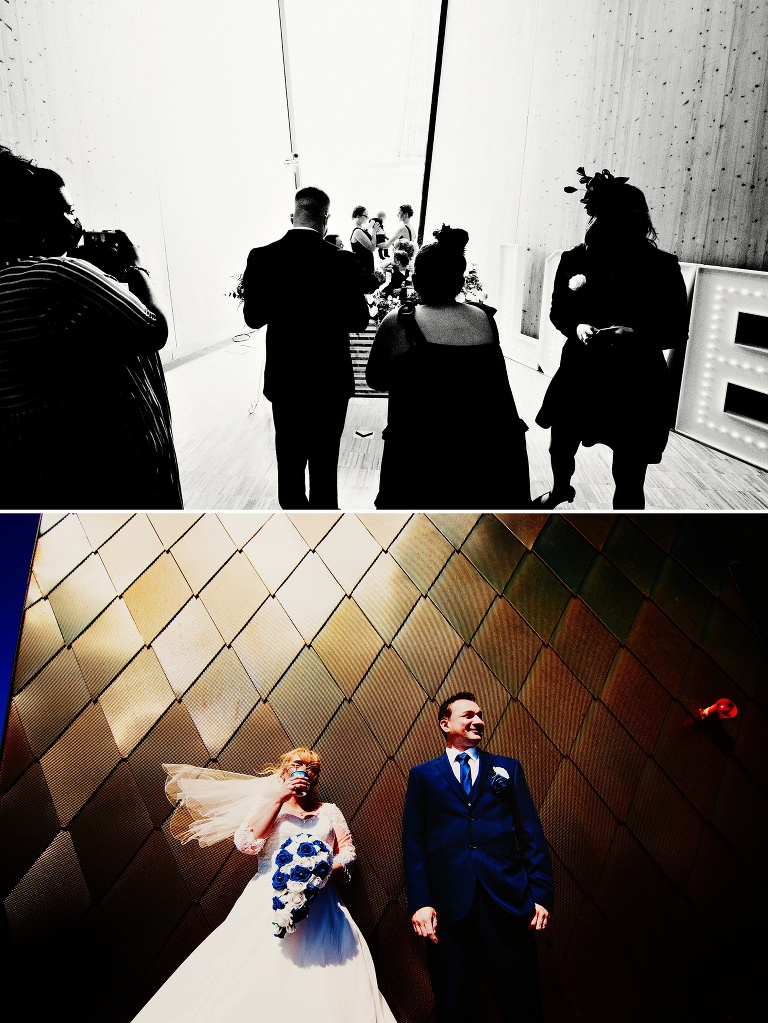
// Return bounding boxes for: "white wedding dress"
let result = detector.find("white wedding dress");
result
[132,802,396,1022]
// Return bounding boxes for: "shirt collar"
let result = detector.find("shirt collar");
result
[446,746,480,763]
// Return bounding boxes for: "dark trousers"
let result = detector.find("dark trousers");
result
[550,426,649,510]
[428,889,543,1023]
[270,395,349,510]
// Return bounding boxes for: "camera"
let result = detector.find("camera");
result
[75,229,134,279]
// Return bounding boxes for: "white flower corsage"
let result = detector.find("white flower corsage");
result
[568,274,587,290]
[489,765,510,795]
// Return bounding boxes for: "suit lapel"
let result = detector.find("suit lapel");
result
[436,753,469,805]
[471,751,494,803]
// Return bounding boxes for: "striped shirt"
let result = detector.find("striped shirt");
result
[0,256,182,508]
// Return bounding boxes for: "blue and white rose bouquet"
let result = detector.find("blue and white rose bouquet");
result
[270,832,333,938]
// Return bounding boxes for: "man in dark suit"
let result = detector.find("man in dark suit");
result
[402,691,553,1023]
[241,186,369,509]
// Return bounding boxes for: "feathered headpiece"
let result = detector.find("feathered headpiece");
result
[564,167,630,217]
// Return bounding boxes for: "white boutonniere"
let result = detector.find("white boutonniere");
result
[568,274,587,290]
[489,766,510,795]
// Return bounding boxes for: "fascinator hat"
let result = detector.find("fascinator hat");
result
[163,764,283,847]
[564,166,632,217]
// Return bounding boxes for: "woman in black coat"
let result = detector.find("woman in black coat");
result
[534,168,689,509]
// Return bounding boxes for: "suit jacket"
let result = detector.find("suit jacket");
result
[402,750,554,925]
[241,229,370,402]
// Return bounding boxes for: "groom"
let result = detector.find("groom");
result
[402,691,553,1023]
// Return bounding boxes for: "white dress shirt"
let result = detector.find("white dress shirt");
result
[445,746,480,787]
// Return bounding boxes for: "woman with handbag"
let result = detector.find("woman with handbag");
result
[533,167,689,509]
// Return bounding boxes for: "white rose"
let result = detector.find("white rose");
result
[286,880,305,892]
[493,767,510,779]
[285,891,306,908]
[568,274,587,290]
[273,908,293,928]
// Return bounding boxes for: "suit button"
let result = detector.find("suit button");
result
[469,844,476,850]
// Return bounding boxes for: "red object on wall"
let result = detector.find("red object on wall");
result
[697,699,738,720]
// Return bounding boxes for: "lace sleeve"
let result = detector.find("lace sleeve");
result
[233,818,267,856]
[329,804,356,879]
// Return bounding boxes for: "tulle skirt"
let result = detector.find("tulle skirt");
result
[131,870,395,1022]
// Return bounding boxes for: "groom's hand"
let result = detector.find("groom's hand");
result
[529,903,550,931]
[412,906,438,943]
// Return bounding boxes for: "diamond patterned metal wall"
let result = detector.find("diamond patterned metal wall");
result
[2,512,767,1023]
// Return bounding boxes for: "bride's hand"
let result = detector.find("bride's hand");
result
[277,774,310,802]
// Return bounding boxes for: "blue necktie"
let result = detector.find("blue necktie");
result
[457,753,471,795]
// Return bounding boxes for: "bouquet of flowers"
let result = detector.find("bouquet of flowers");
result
[270,832,333,938]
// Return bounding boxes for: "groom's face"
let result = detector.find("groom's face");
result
[440,699,484,749]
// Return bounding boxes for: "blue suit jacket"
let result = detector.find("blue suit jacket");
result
[402,750,554,925]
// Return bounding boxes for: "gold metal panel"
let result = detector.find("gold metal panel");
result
[199,845,258,930]
[100,648,176,757]
[357,512,410,549]
[242,514,309,592]
[170,514,237,594]
[394,699,447,773]
[462,514,527,592]
[391,596,463,696]
[152,597,224,697]
[341,844,390,936]
[129,702,212,826]
[488,699,563,805]
[4,831,91,943]
[47,554,117,644]
[161,815,230,902]
[519,647,593,754]
[267,648,344,747]
[0,702,34,793]
[146,512,201,547]
[12,598,65,691]
[288,512,341,548]
[199,552,269,644]
[68,761,154,898]
[71,598,145,699]
[316,514,382,592]
[565,513,616,549]
[24,571,42,608]
[98,830,191,975]
[231,597,304,696]
[389,516,454,594]
[122,552,193,644]
[314,701,387,816]
[216,512,271,550]
[313,598,384,698]
[350,760,407,898]
[355,648,428,754]
[216,700,293,773]
[428,552,496,644]
[495,513,548,549]
[183,648,260,756]
[14,646,90,757]
[77,512,133,549]
[1,761,59,895]
[276,552,344,642]
[437,646,512,736]
[40,702,121,825]
[352,552,420,644]
[472,596,542,697]
[98,515,164,594]
[426,513,480,547]
[39,512,66,533]
[31,514,92,595]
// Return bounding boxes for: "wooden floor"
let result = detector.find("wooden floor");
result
[165,333,768,511]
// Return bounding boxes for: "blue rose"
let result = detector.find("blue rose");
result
[272,896,285,910]
[313,839,330,854]
[289,864,312,883]
[281,838,292,848]
[312,860,331,879]
[275,848,294,867]
[272,870,289,891]
[296,842,316,858]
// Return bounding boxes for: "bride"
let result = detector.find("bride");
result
[132,748,396,1022]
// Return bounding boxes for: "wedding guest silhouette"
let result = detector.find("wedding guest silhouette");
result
[0,145,182,509]
[241,187,369,509]
[534,167,689,509]
[366,225,531,509]
[403,692,553,1023]
[131,749,395,1022]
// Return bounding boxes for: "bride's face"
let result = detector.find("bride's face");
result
[282,756,319,788]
